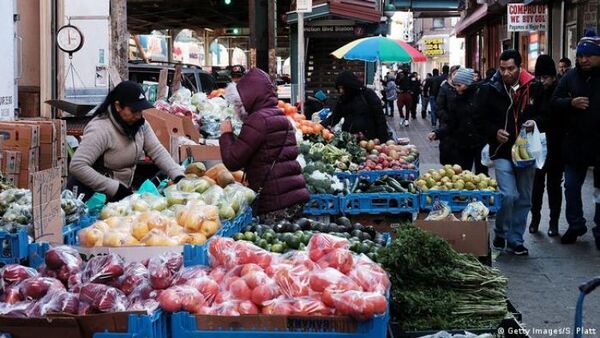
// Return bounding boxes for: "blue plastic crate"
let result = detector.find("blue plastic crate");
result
[336,169,419,183]
[170,307,389,338]
[184,207,253,267]
[304,194,341,215]
[419,190,502,212]
[0,229,29,265]
[93,310,167,338]
[27,242,50,269]
[342,193,419,215]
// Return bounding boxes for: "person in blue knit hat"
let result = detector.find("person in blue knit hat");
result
[551,30,600,248]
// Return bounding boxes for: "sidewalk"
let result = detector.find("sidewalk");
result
[390,112,600,337]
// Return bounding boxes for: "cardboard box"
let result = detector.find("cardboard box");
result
[58,157,68,177]
[17,120,56,143]
[17,88,41,118]
[415,215,489,256]
[0,311,149,338]
[144,108,186,150]
[179,143,222,162]
[39,143,58,170]
[6,170,32,189]
[0,123,40,148]
[1,150,21,174]
[5,146,39,172]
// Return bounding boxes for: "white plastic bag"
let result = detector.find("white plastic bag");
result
[480,144,494,168]
[527,123,546,169]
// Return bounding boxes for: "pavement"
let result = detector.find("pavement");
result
[388,110,600,337]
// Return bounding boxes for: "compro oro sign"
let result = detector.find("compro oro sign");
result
[507,4,548,32]
[423,37,445,57]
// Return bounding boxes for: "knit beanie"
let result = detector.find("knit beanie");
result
[453,68,474,86]
[534,55,557,77]
[576,30,600,56]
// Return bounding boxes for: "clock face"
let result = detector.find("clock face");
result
[57,25,84,53]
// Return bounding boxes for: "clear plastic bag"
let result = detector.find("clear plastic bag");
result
[307,233,350,262]
[274,264,311,298]
[81,253,125,284]
[19,276,65,300]
[329,290,387,320]
[201,185,225,206]
[147,252,183,290]
[315,248,354,274]
[0,264,38,290]
[119,262,149,296]
[348,254,390,294]
[461,201,490,221]
[79,283,129,313]
[158,285,205,313]
[177,177,213,194]
[175,201,220,235]
[309,267,361,293]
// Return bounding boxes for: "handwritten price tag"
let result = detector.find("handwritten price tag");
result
[32,167,63,243]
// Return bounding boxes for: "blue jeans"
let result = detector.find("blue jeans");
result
[494,159,536,246]
[564,165,591,232]
[429,96,438,126]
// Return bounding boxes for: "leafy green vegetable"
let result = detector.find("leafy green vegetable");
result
[379,224,508,331]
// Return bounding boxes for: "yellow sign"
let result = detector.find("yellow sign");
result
[423,37,445,57]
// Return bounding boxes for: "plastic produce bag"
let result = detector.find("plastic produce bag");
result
[175,201,220,235]
[119,262,148,295]
[158,285,205,313]
[480,144,494,168]
[37,290,79,315]
[309,267,361,293]
[202,185,225,206]
[348,254,390,294]
[461,201,490,221]
[19,276,65,300]
[137,180,161,197]
[0,264,38,290]
[274,264,310,298]
[511,126,545,168]
[147,252,183,290]
[315,248,354,274]
[81,253,125,284]
[329,290,387,320]
[307,233,350,262]
[79,283,129,312]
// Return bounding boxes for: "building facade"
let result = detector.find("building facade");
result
[413,16,465,77]
[456,0,599,74]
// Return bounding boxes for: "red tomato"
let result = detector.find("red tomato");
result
[214,291,233,304]
[243,271,270,289]
[185,277,220,305]
[274,266,309,298]
[321,289,335,307]
[229,279,252,301]
[238,300,259,315]
[240,263,263,277]
[209,266,227,284]
[251,284,279,306]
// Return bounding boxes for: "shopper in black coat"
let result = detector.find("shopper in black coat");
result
[428,68,487,174]
[551,30,600,247]
[322,71,390,141]
[529,55,563,237]
[435,65,460,165]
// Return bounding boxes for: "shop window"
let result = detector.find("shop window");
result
[433,18,444,29]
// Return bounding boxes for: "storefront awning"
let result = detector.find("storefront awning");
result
[392,0,461,11]
[454,4,490,37]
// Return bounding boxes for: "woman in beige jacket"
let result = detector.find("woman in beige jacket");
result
[69,81,184,202]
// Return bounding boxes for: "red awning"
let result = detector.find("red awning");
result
[454,4,490,37]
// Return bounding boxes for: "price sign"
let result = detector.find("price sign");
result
[297,0,313,13]
[32,167,63,243]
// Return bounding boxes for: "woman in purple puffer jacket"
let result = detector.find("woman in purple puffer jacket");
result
[219,68,309,220]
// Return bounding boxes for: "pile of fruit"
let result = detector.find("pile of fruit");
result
[0,189,88,236]
[156,234,389,319]
[415,165,497,192]
[81,163,255,248]
[0,246,166,316]
[356,140,418,171]
[232,217,388,262]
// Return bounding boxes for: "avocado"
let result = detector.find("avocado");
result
[257,239,269,249]
[352,223,364,231]
[271,243,284,253]
[286,236,301,250]
[350,236,360,242]
[280,221,294,233]
[337,216,352,227]
[274,223,285,233]
[296,218,312,230]
[262,232,275,244]
[351,229,363,238]
[359,242,371,254]
[360,232,372,241]
[243,225,253,233]
[291,223,301,232]
[350,241,361,252]
[364,225,377,238]
[233,233,245,241]
[298,243,306,250]
[367,252,379,262]
[243,231,256,242]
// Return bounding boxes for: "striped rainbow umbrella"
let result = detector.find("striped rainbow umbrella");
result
[331,36,427,63]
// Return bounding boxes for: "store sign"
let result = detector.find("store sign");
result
[297,0,313,13]
[583,0,598,32]
[32,167,63,244]
[304,25,366,37]
[423,37,445,57]
[507,4,548,32]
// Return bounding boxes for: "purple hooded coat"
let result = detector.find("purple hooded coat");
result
[219,69,310,214]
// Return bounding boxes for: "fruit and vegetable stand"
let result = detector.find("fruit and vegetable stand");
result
[0,113,522,338]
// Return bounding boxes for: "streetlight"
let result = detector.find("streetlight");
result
[383,0,396,36]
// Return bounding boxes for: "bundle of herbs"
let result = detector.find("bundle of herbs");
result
[379,224,508,331]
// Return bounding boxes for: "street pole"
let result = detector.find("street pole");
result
[297,11,305,109]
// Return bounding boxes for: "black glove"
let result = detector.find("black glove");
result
[110,184,133,202]
[173,175,185,184]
